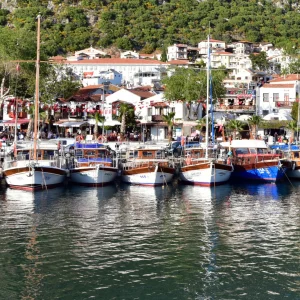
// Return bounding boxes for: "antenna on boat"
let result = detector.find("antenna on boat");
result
[297,98,300,145]
[205,24,211,158]
[33,14,41,161]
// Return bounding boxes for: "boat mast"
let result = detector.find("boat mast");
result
[205,33,210,159]
[297,98,300,145]
[33,14,41,161]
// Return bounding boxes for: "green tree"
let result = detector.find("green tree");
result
[249,52,270,71]
[226,120,244,139]
[118,103,135,140]
[248,115,263,139]
[89,111,105,140]
[286,120,298,142]
[160,47,168,62]
[162,112,175,142]
[163,68,225,119]
[291,101,299,121]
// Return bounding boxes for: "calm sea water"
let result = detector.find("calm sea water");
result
[0,180,300,300]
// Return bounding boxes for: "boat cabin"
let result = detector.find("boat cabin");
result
[74,144,113,167]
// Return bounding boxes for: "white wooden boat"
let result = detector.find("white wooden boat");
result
[3,143,66,190]
[69,143,118,186]
[119,146,175,186]
[179,147,233,186]
[2,17,66,191]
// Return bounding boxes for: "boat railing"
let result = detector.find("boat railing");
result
[122,159,167,171]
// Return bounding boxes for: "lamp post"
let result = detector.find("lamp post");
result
[101,81,110,142]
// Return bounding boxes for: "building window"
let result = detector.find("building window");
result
[273,93,279,102]
[263,93,269,102]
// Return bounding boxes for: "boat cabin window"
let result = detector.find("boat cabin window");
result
[128,150,138,158]
[235,148,249,155]
[43,150,55,159]
[85,150,96,156]
[294,152,299,158]
[142,151,154,158]
[249,148,256,154]
[75,150,83,157]
[257,148,267,154]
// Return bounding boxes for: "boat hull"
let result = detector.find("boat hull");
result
[3,166,66,190]
[121,165,175,186]
[69,166,118,186]
[179,161,232,186]
[286,161,300,179]
[231,161,285,182]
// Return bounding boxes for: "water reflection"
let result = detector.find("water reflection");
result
[0,182,299,299]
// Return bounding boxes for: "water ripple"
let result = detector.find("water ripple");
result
[0,182,300,299]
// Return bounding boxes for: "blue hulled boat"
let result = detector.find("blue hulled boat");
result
[220,139,286,182]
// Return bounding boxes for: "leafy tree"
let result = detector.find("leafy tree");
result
[162,112,175,142]
[291,101,300,121]
[249,52,270,71]
[163,67,225,119]
[286,120,298,142]
[160,47,168,62]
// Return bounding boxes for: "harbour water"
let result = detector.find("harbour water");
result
[0,181,300,299]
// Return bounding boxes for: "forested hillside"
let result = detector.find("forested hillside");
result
[1,0,300,60]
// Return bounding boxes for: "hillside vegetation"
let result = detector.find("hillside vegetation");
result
[0,0,300,60]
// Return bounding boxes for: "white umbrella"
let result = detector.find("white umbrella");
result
[263,113,292,121]
[236,114,251,121]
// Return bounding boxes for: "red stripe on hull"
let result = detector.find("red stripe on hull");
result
[69,181,115,187]
[6,182,64,191]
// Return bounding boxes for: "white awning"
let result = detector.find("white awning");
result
[88,120,121,126]
[236,114,252,121]
[54,121,90,127]
[263,113,292,121]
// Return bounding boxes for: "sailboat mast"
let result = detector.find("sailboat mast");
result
[33,14,41,161]
[205,34,210,158]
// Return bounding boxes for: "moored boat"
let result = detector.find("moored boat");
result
[220,139,285,182]
[2,16,66,191]
[119,146,175,186]
[280,148,300,180]
[3,143,67,190]
[179,147,233,186]
[69,142,118,186]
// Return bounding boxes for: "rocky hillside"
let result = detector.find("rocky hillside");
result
[0,0,300,59]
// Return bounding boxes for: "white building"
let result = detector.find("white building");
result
[257,74,300,118]
[64,58,167,88]
[198,39,226,55]
[120,50,139,59]
[68,46,106,61]
[82,69,122,86]
[167,44,188,61]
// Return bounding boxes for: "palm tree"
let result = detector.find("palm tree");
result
[118,103,134,140]
[162,112,175,142]
[248,115,263,139]
[226,120,244,139]
[90,111,105,140]
[286,120,298,143]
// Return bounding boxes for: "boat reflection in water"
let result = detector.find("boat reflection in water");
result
[1,186,64,300]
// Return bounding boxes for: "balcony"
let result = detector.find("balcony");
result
[152,115,164,122]
[275,101,293,108]
[214,104,256,113]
